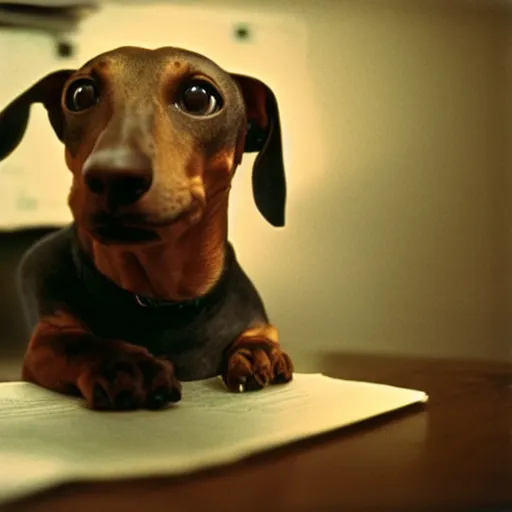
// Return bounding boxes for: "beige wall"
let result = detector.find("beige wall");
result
[0,0,510,363]
[219,0,510,361]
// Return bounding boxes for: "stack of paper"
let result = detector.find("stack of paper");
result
[0,373,427,505]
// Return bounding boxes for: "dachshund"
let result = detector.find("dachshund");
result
[0,46,293,411]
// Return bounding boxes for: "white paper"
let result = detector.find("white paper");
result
[0,374,427,505]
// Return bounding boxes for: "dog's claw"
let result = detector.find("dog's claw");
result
[146,391,167,410]
[238,376,247,393]
[168,386,182,403]
[92,383,110,409]
[146,385,181,409]
[245,375,265,391]
[114,390,135,410]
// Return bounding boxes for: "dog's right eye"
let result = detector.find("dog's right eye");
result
[64,79,99,112]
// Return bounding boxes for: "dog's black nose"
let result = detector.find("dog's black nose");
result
[85,170,152,206]
[83,149,153,208]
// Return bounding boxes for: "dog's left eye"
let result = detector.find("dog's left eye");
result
[177,81,222,116]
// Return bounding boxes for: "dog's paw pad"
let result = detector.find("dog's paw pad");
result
[78,350,181,411]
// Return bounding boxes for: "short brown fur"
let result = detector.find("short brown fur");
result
[0,46,292,410]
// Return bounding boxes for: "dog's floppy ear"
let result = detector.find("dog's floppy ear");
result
[231,74,286,227]
[0,70,74,162]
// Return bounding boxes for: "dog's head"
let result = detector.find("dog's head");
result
[0,46,285,245]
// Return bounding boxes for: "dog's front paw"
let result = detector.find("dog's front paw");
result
[77,345,181,411]
[222,343,293,392]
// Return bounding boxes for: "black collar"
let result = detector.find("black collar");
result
[70,227,233,315]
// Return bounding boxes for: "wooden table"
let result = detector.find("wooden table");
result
[4,352,512,512]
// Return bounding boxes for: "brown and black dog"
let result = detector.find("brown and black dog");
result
[0,46,293,411]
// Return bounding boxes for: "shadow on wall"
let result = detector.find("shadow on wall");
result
[0,229,56,360]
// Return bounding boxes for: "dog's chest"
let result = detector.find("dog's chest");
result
[71,246,267,382]
[20,227,268,382]
[87,299,251,381]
